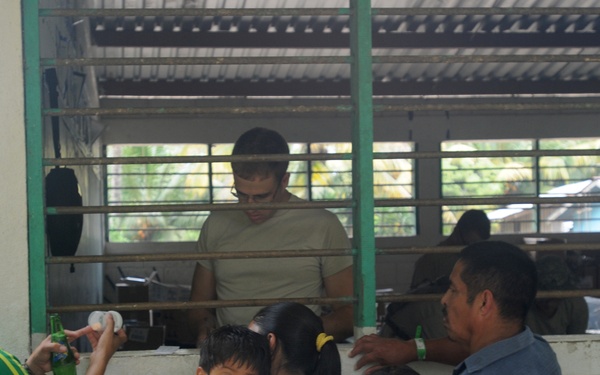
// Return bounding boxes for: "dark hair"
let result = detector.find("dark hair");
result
[252,302,341,375]
[536,255,578,291]
[199,324,271,375]
[458,241,537,323]
[231,127,290,181]
[456,209,491,242]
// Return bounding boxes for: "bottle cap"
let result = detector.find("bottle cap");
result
[88,311,123,333]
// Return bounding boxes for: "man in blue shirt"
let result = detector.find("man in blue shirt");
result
[350,241,561,375]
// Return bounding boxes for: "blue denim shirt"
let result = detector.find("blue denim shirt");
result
[453,326,562,375]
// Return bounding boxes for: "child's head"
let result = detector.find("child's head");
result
[197,325,271,375]
[250,302,341,375]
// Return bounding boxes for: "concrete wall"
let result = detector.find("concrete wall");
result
[0,0,105,359]
[0,0,31,360]
[75,338,600,375]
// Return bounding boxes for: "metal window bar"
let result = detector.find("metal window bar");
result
[37,7,600,17]
[26,2,600,337]
[48,195,600,215]
[41,101,600,117]
[45,241,600,314]
[46,288,600,314]
[26,1,382,335]
[38,54,600,67]
[24,0,47,336]
[43,149,600,167]
[47,242,600,265]
[350,0,376,333]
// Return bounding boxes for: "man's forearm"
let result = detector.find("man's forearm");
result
[188,308,217,344]
[322,305,354,342]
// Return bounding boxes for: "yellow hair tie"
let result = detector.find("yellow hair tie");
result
[315,332,334,352]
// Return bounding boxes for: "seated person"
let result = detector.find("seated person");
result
[410,209,490,289]
[387,210,490,344]
[197,324,270,375]
[527,254,589,335]
[351,241,561,375]
[380,276,448,340]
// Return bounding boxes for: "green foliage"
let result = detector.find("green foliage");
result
[441,139,599,233]
[107,138,599,242]
[107,142,417,242]
[107,144,210,242]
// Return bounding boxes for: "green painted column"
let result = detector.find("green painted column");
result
[349,0,377,336]
[22,0,47,335]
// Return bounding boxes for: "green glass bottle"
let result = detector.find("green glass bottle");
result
[49,314,77,375]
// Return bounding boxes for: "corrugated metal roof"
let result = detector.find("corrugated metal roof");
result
[88,0,600,97]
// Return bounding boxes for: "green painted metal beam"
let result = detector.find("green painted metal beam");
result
[22,0,47,334]
[349,0,376,330]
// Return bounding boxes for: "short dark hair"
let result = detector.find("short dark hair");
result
[231,127,290,181]
[198,325,270,375]
[536,255,577,291]
[458,241,537,323]
[252,302,341,375]
[456,209,491,241]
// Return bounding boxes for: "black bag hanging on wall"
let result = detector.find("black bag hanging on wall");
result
[45,167,83,258]
[45,68,83,272]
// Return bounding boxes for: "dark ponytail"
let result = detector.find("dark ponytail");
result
[252,302,341,375]
[315,338,341,375]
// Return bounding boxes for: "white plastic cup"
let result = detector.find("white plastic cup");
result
[88,310,123,333]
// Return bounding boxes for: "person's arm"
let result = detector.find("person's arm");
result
[24,324,94,375]
[349,335,468,375]
[189,262,218,345]
[322,266,354,341]
[85,313,127,375]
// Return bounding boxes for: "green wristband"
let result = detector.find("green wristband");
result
[415,338,426,361]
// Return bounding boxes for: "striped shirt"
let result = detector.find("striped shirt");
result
[0,349,28,375]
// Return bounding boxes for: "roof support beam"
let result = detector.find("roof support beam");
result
[99,79,600,97]
[92,30,600,48]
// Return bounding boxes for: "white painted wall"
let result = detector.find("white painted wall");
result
[0,0,105,360]
[0,0,31,361]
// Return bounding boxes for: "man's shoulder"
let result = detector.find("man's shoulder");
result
[467,328,561,375]
[506,336,561,375]
[199,210,250,241]
[287,194,343,221]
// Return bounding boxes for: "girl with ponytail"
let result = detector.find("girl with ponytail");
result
[250,302,341,375]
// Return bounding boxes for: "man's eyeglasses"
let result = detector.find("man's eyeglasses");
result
[230,183,280,203]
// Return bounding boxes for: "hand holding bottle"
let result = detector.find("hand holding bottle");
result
[49,314,78,375]
[23,313,126,375]
[24,315,89,375]
[24,335,80,375]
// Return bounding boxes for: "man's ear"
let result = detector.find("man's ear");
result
[479,289,495,315]
[280,173,290,189]
[197,366,208,375]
